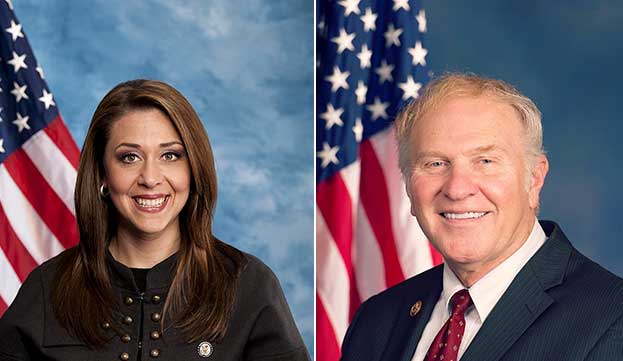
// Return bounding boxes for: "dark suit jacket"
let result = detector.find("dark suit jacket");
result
[0,249,310,361]
[341,221,623,361]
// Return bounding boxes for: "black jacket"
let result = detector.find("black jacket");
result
[0,248,310,361]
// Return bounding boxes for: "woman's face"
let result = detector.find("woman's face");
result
[103,108,191,241]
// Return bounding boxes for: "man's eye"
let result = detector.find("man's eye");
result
[430,161,444,167]
[480,158,493,164]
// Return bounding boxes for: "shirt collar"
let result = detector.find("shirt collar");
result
[441,218,547,322]
[107,250,178,291]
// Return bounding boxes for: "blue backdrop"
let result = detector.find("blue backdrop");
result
[425,1,623,277]
[13,0,313,353]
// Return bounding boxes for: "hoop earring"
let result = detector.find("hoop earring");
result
[99,184,109,198]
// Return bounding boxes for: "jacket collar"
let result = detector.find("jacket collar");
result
[459,220,571,361]
[388,221,571,361]
[383,265,444,361]
[106,250,178,291]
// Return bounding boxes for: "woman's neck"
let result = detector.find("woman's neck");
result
[109,227,180,268]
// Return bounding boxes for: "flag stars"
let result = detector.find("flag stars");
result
[360,8,377,32]
[320,104,344,129]
[5,0,13,11]
[8,51,27,73]
[0,138,4,153]
[331,28,355,54]
[367,97,389,121]
[384,24,403,47]
[317,142,340,168]
[11,81,28,102]
[338,0,360,16]
[318,18,325,32]
[416,9,427,33]
[325,66,350,92]
[39,89,56,109]
[352,118,363,143]
[398,75,422,100]
[393,0,410,12]
[357,44,372,69]
[36,65,45,79]
[6,20,23,42]
[13,113,30,133]
[375,60,394,84]
[355,80,367,105]
[409,41,428,66]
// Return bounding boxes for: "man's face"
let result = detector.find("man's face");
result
[405,95,547,279]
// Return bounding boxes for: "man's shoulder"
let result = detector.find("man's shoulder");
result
[565,241,623,300]
[540,220,623,304]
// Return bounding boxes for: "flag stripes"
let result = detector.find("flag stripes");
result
[316,1,441,358]
[0,248,20,313]
[23,117,79,215]
[0,205,38,282]
[42,116,81,169]
[316,294,341,361]
[0,164,65,264]
[0,4,80,316]
[3,149,79,249]
[359,139,405,287]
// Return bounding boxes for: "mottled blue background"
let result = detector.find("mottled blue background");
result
[425,1,623,277]
[13,0,313,353]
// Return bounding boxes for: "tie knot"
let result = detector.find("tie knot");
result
[450,289,472,313]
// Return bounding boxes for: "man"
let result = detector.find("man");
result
[340,74,623,361]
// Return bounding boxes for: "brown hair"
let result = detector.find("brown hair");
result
[395,72,545,178]
[51,79,246,346]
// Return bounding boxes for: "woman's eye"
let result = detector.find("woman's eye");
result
[163,152,180,161]
[121,153,139,163]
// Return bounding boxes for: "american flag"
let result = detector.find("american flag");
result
[316,0,442,359]
[0,1,80,315]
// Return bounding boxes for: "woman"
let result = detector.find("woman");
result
[0,80,309,361]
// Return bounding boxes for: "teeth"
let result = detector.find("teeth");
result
[443,212,486,220]
[135,197,166,208]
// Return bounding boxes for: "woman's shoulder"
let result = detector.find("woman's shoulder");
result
[240,252,280,282]
[31,247,79,284]
[215,240,286,302]
[13,247,77,291]
[0,248,78,355]
[223,248,310,360]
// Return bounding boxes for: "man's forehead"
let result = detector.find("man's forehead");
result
[428,93,514,114]
[413,144,509,160]
[415,94,524,133]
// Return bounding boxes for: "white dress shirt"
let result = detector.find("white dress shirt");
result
[411,219,547,361]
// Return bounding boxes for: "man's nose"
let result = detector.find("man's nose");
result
[442,164,478,201]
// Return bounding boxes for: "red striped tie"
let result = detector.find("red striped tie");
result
[424,289,473,361]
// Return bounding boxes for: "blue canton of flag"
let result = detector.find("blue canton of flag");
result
[0,0,58,162]
[316,0,429,183]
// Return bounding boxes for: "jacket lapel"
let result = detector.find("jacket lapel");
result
[381,266,443,361]
[461,221,571,361]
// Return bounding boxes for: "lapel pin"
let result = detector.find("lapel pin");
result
[410,300,422,317]
[197,341,213,357]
